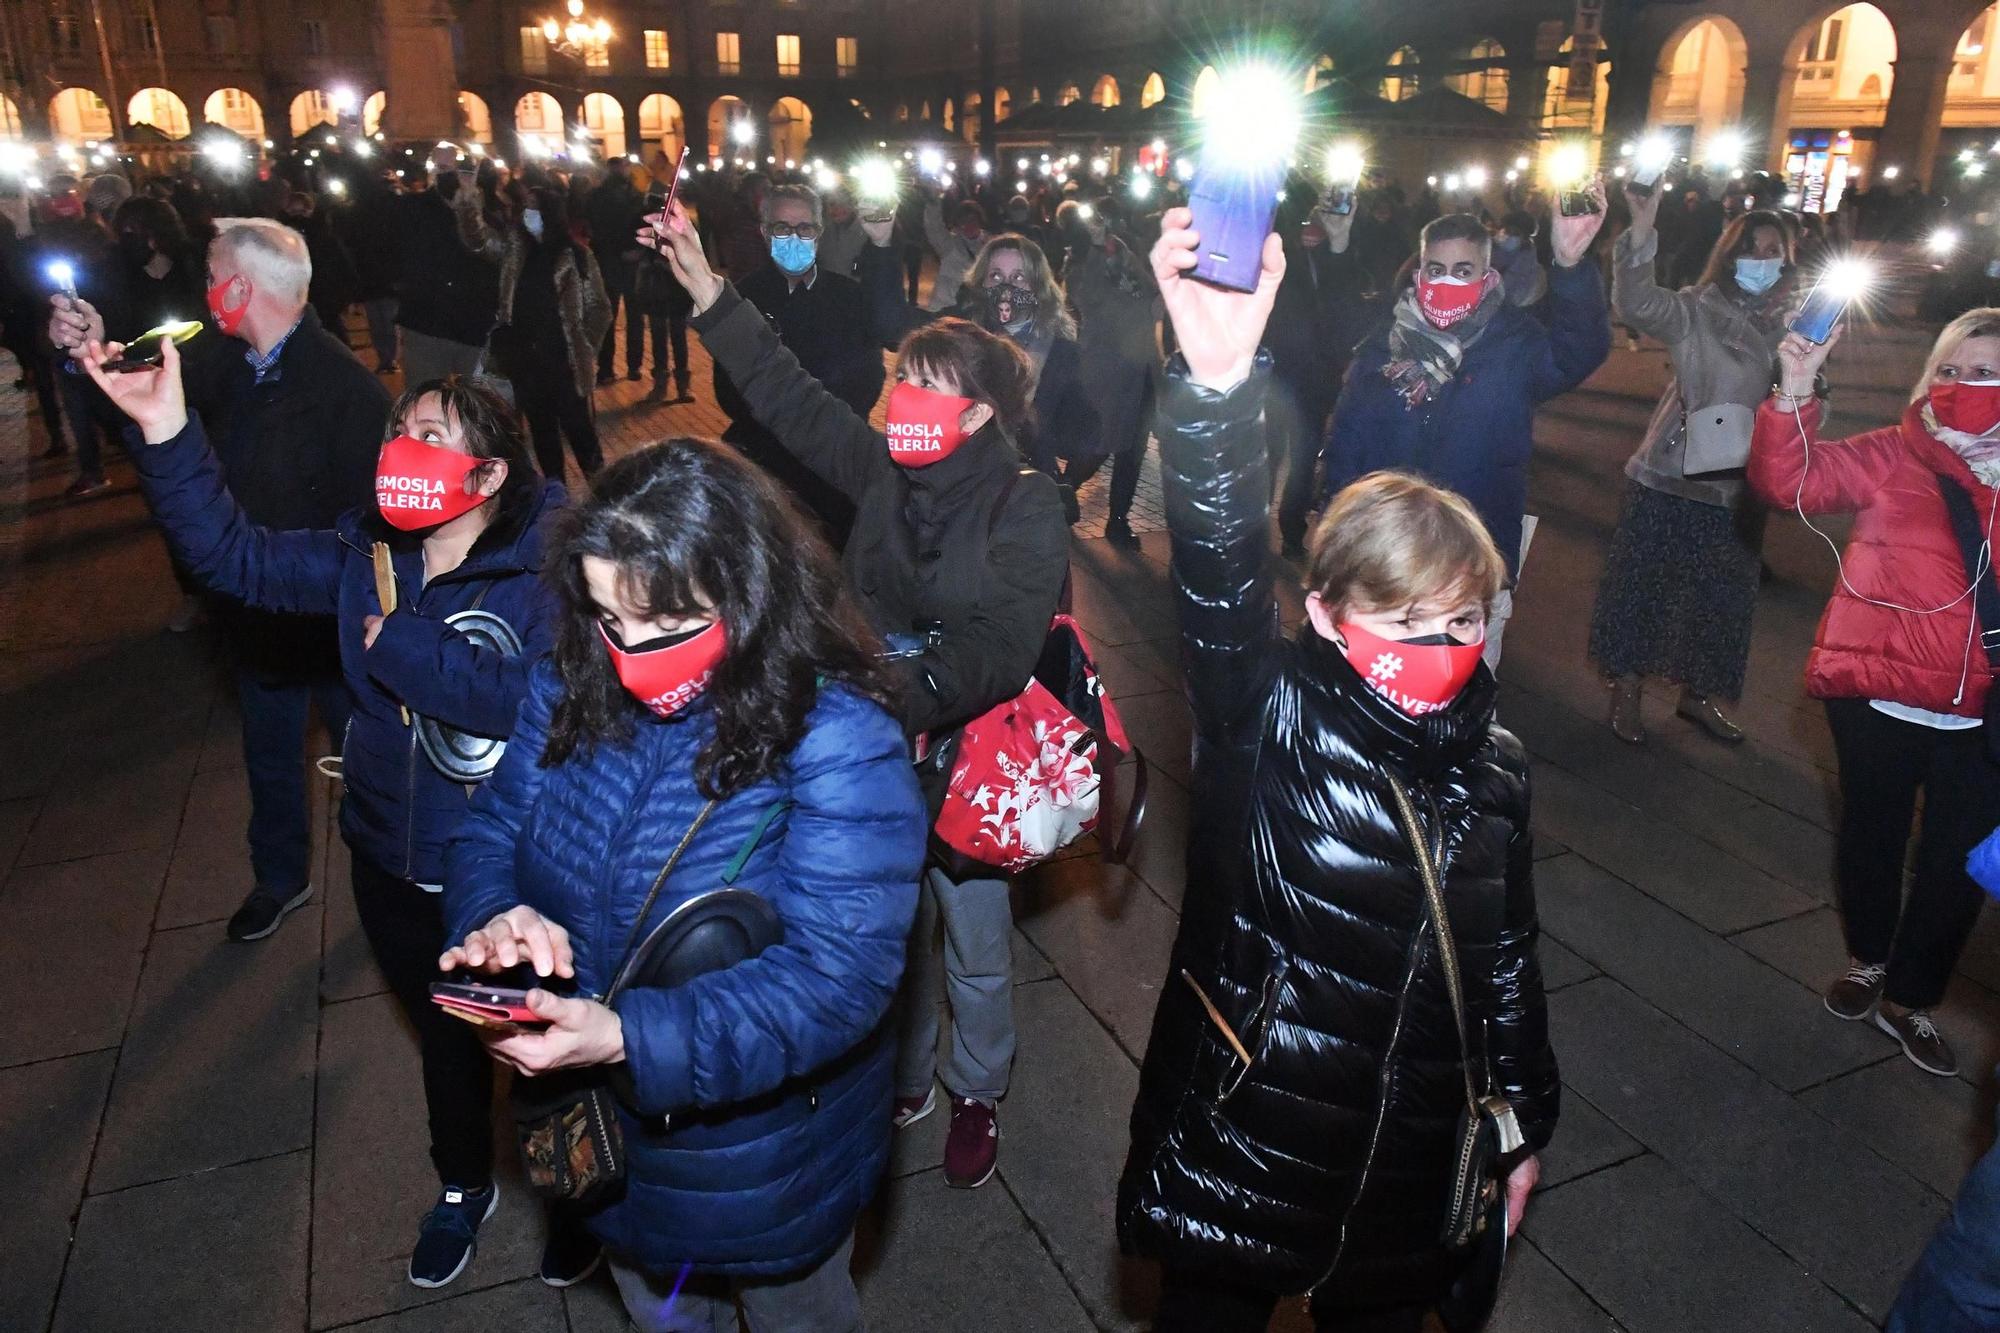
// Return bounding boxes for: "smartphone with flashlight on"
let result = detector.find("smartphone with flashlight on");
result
[1787,258,1873,345]
[102,320,204,372]
[1189,146,1285,293]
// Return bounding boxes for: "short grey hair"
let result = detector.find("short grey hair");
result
[209,216,312,305]
[761,183,823,229]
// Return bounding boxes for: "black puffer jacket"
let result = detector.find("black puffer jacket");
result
[691,283,1069,740]
[1117,359,1558,1308]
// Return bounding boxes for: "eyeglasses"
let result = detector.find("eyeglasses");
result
[765,222,822,240]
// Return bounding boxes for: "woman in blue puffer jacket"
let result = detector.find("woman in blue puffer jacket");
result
[438,439,928,1332]
[76,339,571,1290]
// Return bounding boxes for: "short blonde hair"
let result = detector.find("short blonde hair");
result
[1306,471,1505,615]
[210,216,312,304]
[1914,308,2000,404]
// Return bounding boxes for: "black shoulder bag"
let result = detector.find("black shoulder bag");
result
[512,796,787,1204]
[1932,475,2000,762]
[1385,776,1526,1333]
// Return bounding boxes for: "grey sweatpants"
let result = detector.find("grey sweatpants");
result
[894,866,1015,1104]
[610,1234,861,1333]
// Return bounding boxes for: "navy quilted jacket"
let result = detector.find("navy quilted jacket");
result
[443,660,927,1275]
[125,412,565,884]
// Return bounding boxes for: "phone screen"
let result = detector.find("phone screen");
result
[104,319,203,372]
[1326,185,1357,217]
[1559,190,1602,218]
[1188,145,1284,293]
[1787,279,1849,345]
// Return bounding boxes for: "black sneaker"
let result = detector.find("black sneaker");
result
[1824,962,1886,1021]
[1104,517,1141,550]
[1875,1007,1959,1077]
[409,1183,498,1288]
[225,883,313,942]
[539,1212,604,1287]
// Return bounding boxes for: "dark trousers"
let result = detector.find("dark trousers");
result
[12,340,61,441]
[58,366,109,481]
[1154,1269,1425,1333]
[1063,444,1144,525]
[597,285,640,377]
[903,245,924,305]
[350,854,495,1189]
[236,666,349,893]
[516,359,603,482]
[1888,1094,2000,1331]
[639,308,690,385]
[1272,374,1336,549]
[1825,698,2000,1008]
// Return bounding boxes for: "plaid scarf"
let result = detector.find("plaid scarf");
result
[1383,272,1504,408]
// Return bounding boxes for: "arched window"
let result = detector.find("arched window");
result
[582,92,626,158]
[127,88,191,138]
[1140,72,1165,107]
[1381,47,1418,103]
[1306,54,1336,93]
[457,91,492,144]
[1091,75,1120,107]
[1451,39,1508,111]
[1189,66,1219,120]
[1058,83,1081,107]
[205,88,265,139]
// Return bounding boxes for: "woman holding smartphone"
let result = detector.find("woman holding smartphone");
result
[641,200,1071,1193]
[438,441,928,1330]
[1749,309,2000,1078]
[72,338,580,1290]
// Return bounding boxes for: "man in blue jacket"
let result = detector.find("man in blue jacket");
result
[1321,190,1611,666]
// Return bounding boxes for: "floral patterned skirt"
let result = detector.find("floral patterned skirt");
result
[1588,481,1760,700]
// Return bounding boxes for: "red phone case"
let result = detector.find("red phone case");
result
[429,983,548,1028]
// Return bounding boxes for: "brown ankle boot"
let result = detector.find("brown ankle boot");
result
[1676,689,1744,743]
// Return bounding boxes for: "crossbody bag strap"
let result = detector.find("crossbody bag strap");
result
[1935,474,2000,669]
[1385,774,1479,1113]
[599,798,720,1005]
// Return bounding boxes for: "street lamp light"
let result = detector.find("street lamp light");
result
[539,0,613,62]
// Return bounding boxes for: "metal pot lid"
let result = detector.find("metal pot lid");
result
[415,609,524,784]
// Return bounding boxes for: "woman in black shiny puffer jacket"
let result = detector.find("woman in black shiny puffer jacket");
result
[1117,213,1559,1332]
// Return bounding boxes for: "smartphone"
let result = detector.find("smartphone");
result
[645,145,691,221]
[103,319,203,372]
[429,981,551,1031]
[1326,185,1357,217]
[1786,276,1851,345]
[1559,189,1602,218]
[1188,144,1285,293]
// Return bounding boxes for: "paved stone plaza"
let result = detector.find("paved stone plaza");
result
[0,297,1987,1333]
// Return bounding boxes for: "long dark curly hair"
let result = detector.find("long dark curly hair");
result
[539,438,893,797]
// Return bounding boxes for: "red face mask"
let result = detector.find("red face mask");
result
[1337,622,1485,717]
[207,274,253,337]
[884,381,977,467]
[599,621,727,718]
[1415,271,1495,330]
[44,195,83,221]
[375,435,488,531]
[1931,380,2000,436]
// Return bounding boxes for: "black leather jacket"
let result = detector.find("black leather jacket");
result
[1117,358,1558,1306]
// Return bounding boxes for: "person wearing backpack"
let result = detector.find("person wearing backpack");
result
[640,199,1071,1191]
[1118,210,1557,1331]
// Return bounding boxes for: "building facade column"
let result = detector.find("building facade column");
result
[381,0,460,140]
[1874,51,1952,189]
[1739,57,1801,172]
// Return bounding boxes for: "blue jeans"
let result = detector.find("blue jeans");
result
[236,667,349,893]
[1888,1095,2000,1331]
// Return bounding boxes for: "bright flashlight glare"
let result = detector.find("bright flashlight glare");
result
[47,261,75,291]
[814,167,840,191]
[1703,131,1746,172]
[974,158,991,176]
[918,146,944,175]
[853,157,898,203]
[1078,204,1095,220]
[327,179,348,197]
[1929,228,1961,258]
[1821,257,1877,301]
[353,140,373,159]
[0,141,31,173]
[730,120,756,146]
[1464,165,1489,190]
[1550,143,1592,188]
[1130,175,1154,201]
[1635,135,1676,176]
[1968,162,1988,180]
[1882,165,1902,181]
[1175,157,1196,182]
[1200,64,1303,161]
[1443,174,1463,193]
[1326,142,1366,185]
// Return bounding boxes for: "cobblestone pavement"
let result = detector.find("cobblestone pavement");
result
[0,293,1985,1332]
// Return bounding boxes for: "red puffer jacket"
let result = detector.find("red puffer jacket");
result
[1748,398,1999,717]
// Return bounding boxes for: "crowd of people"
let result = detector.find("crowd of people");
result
[9,119,2000,1330]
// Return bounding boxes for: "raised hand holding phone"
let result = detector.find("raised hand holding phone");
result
[78,334,189,443]
[1151,205,1284,393]
[1550,177,1608,267]
[1778,326,1841,397]
[1622,180,1664,239]
[637,200,723,314]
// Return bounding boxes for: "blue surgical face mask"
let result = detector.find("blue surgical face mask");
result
[1734,255,1782,295]
[1494,234,1526,255]
[770,234,817,276]
[521,208,544,241]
